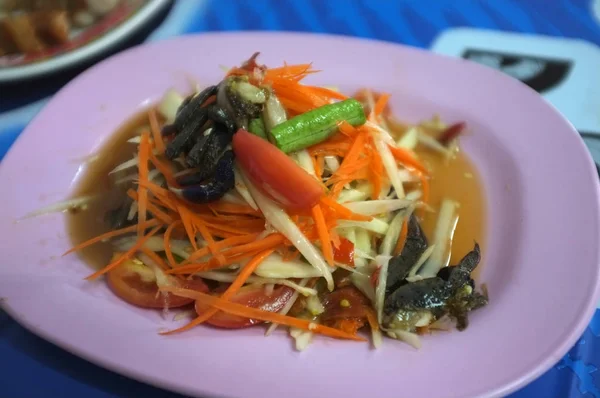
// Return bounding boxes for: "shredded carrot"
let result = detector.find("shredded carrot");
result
[220,234,285,258]
[311,155,322,178]
[207,202,261,215]
[160,286,365,341]
[85,225,162,280]
[137,179,174,201]
[316,155,325,178]
[126,189,173,225]
[161,249,275,335]
[147,198,179,222]
[199,213,261,222]
[338,121,358,137]
[328,157,371,184]
[194,216,226,266]
[137,132,151,237]
[170,249,265,275]
[137,180,178,211]
[179,233,261,265]
[334,131,366,177]
[140,246,171,272]
[368,141,384,199]
[274,84,328,114]
[148,151,177,186]
[264,70,343,114]
[177,205,198,251]
[264,63,317,81]
[149,108,165,154]
[320,196,372,222]
[304,85,348,101]
[164,221,182,267]
[373,93,391,117]
[203,220,265,235]
[308,140,351,157]
[312,204,334,267]
[62,219,160,256]
[394,219,409,256]
[387,144,429,175]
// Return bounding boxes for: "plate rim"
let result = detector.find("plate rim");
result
[0,0,171,83]
[2,31,600,398]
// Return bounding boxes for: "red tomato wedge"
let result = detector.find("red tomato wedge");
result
[107,258,208,309]
[195,284,294,328]
[232,129,324,211]
[333,238,355,266]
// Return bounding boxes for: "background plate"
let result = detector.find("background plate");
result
[0,0,171,82]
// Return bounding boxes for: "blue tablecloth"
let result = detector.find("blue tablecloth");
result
[2,1,600,396]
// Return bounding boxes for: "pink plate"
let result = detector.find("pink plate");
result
[1,33,599,398]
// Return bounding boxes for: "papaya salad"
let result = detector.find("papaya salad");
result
[64,53,488,350]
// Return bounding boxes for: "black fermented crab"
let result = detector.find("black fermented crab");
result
[383,216,488,332]
[161,76,265,203]
[385,214,429,296]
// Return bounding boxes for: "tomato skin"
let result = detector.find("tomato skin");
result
[370,266,381,288]
[333,238,355,265]
[321,286,372,335]
[195,284,294,328]
[107,260,208,309]
[232,129,323,211]
[321,286,371,321]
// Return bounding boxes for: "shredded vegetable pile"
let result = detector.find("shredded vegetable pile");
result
[62,54,488,350]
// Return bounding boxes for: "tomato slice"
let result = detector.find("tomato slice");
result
[333,238,355,265]
[195,284,294,328]
[321,286,372,335]
[232,129,323,211]
[107,258,208,309]
[321,286,371,321]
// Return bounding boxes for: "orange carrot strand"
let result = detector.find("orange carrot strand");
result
[140,246,171,272]
[312,204,334,267]
[137,132,151,237]
[320,196,372,222]
[394,219,409,256]
[126,189,173,225]
[387,144,429,175]
[148,151,177,186]
[177,205,198,251]
[193,216,226,266]
[373,93,391,116]
[164,221,182,267]
[161,249,275,335]
[63,219,160,256]
[161,286,365,341]
[85,225,162,280]
[149,108,165,154]
[180,233,261,266]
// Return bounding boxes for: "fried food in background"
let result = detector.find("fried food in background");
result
[0,0,121,56]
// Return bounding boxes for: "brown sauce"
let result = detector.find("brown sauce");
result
[68,112,150,269]
[68,113,486,275]
[418,149,487,272]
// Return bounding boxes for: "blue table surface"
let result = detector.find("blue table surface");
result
[2,1,600,397]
